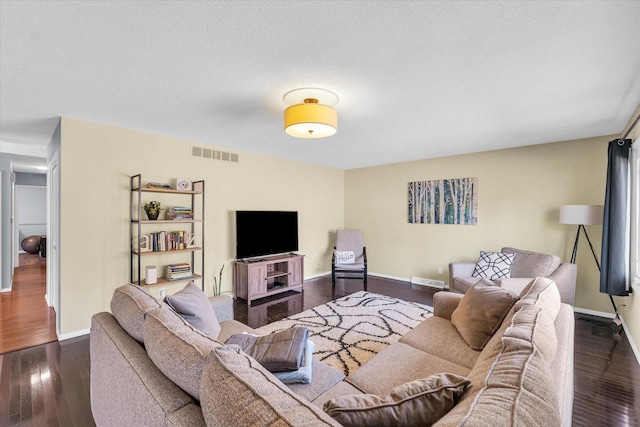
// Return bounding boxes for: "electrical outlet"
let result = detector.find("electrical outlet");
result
[159,288,166,299]
[437,267,443,275]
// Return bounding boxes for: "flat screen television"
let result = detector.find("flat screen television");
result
[235,211,298,259]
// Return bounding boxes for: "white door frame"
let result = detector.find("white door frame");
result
[13,184,46,269]
[46,152,60,315]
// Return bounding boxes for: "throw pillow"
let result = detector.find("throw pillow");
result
[334,250,356,264]
[451,279,519,350]
[165,281,221,339]
[323,372,471,427]
[472,251,515,280]
[200,345,340,427]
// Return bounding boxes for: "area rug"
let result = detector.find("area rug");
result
[255,291,433,376]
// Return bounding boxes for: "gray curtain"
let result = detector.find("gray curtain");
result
[600,138,632,296]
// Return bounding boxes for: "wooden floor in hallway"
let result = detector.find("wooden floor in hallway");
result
[0,264,57,355]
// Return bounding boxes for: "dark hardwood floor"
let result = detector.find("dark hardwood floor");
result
[1,275,639,426]
[0,264,57,355]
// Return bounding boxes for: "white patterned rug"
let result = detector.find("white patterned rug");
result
[256,291,433,376]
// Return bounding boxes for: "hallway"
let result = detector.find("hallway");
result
[0,264,56,354]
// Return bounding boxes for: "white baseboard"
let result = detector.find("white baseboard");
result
[368,272,410,282]
[573,306,615,318]
[620,316,640,367]
[58,328,90,341]
[304,271,331,281]
[574,306,640,366]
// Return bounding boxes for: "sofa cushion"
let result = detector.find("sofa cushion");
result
[451,276,481,294]
[287,357,346,402]
[323,373,471,427]
[217,319,258,343]
[165,281,221,339]
[472,251,515,280]
[143,307,220,400]
[516,277,561,322]
[501,247,561,278]
[505,304,557,362]
[346,343,470,396]
[200,345,341,427]
[454,335,559,426]
[399,316,480,369]
[313,381,365,408]
[110,283,163,343]
[450,279,519,351]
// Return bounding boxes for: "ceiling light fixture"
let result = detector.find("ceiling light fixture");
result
[283,88,338,138]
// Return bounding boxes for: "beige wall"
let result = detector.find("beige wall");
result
[345,135,615,313]
[58,118,344,335]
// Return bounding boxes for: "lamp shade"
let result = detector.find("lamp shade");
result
[559,205,604,225]
[284,101,337,138]
[283,87,338,139]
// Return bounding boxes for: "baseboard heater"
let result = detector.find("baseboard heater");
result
[410,276,446,290]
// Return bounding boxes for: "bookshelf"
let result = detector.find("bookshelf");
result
[130,174,205,290]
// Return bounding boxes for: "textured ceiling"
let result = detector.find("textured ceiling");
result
[1,1,639,169]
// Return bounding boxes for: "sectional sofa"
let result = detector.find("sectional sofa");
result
[90,277,574,426]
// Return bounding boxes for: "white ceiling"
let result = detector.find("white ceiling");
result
[1,1,639,169]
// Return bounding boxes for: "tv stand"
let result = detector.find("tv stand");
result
[234,254,304,304]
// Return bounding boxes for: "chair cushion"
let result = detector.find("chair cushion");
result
[451,279,519,350]
[200,345,340,427]
[110,283,163,343]
[165,281,221,340]
[323,373,471,427]
[472,251,515,280]
[501,247,561,278]
[336,229,364,259]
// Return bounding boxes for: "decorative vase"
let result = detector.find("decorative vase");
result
[146,211,159,220]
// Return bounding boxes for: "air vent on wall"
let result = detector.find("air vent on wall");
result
[191,145,239,163]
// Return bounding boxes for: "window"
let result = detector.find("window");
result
[631,142,640,292]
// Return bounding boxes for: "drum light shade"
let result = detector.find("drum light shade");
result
[559,205,604,225]
[283,88,338,139]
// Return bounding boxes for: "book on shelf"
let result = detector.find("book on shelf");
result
[166,207,194,220]
[146,182,172,189]
[164,264,193,280]
[144,231,190,252]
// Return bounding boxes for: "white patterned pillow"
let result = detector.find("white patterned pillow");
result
[472,251,515,280]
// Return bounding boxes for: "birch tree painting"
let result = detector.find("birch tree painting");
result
[408,178,478,225]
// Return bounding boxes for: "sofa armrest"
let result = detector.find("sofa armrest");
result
[449,262,475,278]
[433,292,464,320]
[209,295,234,322]
[548,263,577,306]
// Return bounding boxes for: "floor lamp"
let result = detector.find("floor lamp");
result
[559,205,603,267]
[560,204,621,325]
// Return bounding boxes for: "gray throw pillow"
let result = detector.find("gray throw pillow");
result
[451,279,519,350]
[165,281,221,339]
[323,372,471,426]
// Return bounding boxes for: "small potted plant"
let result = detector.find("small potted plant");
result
[143,201,162,220]
[213,264,224,296]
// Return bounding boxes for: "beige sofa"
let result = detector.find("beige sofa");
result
[449,246,577,305]
[91,278,574,426]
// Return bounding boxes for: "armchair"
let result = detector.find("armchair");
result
[332,229,367,291]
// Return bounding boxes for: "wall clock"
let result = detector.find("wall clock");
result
[176,179,192,191]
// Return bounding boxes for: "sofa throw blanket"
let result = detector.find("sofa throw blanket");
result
[226,327,309,372]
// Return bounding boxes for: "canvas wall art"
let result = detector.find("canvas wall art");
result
[408,177,478,225]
